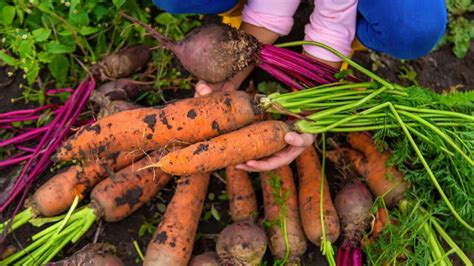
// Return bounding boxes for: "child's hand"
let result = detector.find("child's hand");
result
[235,132,315,172]
[194,80,238,97]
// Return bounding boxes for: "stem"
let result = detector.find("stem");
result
[394,105,474,121]
[398,110,473,165]
[388,104,474,231]
[431,218,473,266]
[421,222,447,266]
[276,41,393,89]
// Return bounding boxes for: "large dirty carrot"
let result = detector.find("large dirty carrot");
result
[0,151,142,236]
[1,151,171,265]
[260,165,307,263]
[295,145,340,246]
[348,132,409,207]
[144,172,210,266]
[225,166,258,222]
[56,91,259,161]
[155,120,290,175]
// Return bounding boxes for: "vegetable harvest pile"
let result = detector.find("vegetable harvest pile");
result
[1,12,473,266]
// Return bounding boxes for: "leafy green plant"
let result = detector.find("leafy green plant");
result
[440,0,474,58]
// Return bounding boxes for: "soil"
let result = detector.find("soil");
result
[0,1,472,265]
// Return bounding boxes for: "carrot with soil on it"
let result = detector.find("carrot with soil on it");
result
[144,172,210,266]
[334,181,374,266]
[295,145,340,246]
[347,132,409,207]
[260,165,307,264]
[0,151,142,236]
[1,150,171,265]
[225,166,258,222]
[154,120,290,175]
[56,90,259,161]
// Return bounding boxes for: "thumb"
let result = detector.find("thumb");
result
[195,81,213,97]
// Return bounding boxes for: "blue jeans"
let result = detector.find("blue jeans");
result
[152,0,447,59]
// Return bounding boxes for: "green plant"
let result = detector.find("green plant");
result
[439,0,474,58]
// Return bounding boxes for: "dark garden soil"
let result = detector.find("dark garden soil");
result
[0,1,473,265]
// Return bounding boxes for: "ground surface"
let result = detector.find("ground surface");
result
[0,2,473,265]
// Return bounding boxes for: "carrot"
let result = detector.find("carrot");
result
[1,151,171,265]
[155,120,290,175]
[225,166,258,222]
[295,145,340,246]
[90,151,172,222]
[56,91,258,161]
[347,132,409,207]
[31,151,141,217]
[144,173,210,266]
[326,147,368,176]
[260,165,307,263]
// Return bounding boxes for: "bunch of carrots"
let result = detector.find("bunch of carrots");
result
[1,13,472,265]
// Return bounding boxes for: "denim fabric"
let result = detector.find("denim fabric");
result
[356,0,447,59]
[152,0,238,14]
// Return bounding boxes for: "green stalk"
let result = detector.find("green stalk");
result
[388,104,474,231]
[306,86,389,121]
[0,230,51,264]
[71,207,97,243]
[298,122,467,134]
[269,82,376,101]
[405,125,454,157]
[280,91,372,108]
[0,207,33,234]
[421,222,448,266]
[395,105,474,121]
[431,218,473,266]
[398,110,473,165]
[276,41,393,89]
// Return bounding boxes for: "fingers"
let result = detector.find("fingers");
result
[194,81,214,97]
[235,145,307,172]
[194,80,238,97]
[284,132,315,147]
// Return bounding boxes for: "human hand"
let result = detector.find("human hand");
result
[235,132,315,172]
[194,79,238,97]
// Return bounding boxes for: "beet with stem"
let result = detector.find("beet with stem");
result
[120,12,342,90]
[334,181,373,266]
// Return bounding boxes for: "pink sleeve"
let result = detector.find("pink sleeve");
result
[303,0,358,62]
[242,0,301,35]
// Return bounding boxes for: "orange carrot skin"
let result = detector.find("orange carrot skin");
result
[348,132,409,207]
[158,120,290,175]
[260,165,307,261]
[31,152,140,217]
[296,146,340,246]
[57,91,258,161]
[326,148,368,175]
[226,166,258,222]
[144,173,210,266]
[90,151,171,222]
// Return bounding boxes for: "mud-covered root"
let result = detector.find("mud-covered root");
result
[334,181,373,246]
[47,243,123,266]
[216,221,267,265]
[189,251,219,266]
[95,79,145,101]
[92,45,151,82]
[120,12,260,83]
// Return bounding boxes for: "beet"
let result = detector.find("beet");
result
[47,243,124,266]
[121,12,260,84]
[96,79,144,101]
[189,251,219,266]
[334,181,373,266]
[92,45,151,82]
[216,221,268,265]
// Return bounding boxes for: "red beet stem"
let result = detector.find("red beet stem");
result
[0,127,49,147]
[260,49,333,85]
[46,88,74,95]
[0,109,61,124]
[0,76,95,217]
[0,104,59,118]
[343,247,351,266]
[337,248,345,266]
[16,146,36,153]
[259,62,304,90]
[352,248,362,266]
[0,153,31,168]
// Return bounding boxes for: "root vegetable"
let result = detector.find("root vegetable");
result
[47,243,123,266]
[216,220,267,265]
[155,120,290,175]
[144,173,210,266]
[95,79,145,101]
[225,166,258,222]
[295,146,340,246]
[260,165,307,263]
[120,13,338,89]
[189,251,219,266]
[334,181,373,266]
[56,91,258,161]
[1,151,171,265]
[92,45,151,82]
